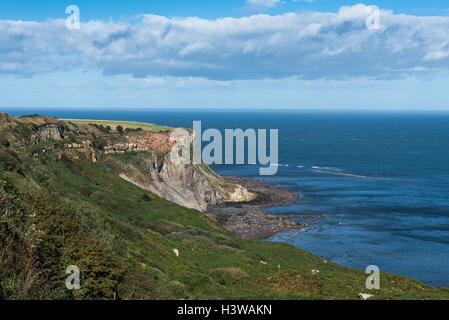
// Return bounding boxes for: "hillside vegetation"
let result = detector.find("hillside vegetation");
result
[63,119,173,133]
[0,113,448,300]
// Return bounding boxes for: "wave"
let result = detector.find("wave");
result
[311,166,342,172]
[310,165,370,178]
[311,169,394,180]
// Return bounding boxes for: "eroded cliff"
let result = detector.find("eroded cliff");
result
[0,113,254,212]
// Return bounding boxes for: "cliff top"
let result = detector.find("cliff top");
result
[62,118,173,133]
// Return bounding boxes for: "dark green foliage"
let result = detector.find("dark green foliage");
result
[80,186,94,197]
[125,127,143,133]
[0,151,22,173]
[209,268,248,284]
[141,221,177,235]
[0,175,144,300]
[60,153,74,169]
[90,191,119,211]
[116,126,124,135]
[89,123,110,134]
[0,137,10,148]
[93,137,107,150]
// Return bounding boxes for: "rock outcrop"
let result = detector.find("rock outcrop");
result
[117,129,255,211]
[37,124,64,142]
[104,132,173,154]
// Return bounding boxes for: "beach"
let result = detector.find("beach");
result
[208,176,324,240]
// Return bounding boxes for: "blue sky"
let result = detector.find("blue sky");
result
[1,0,449,20]
[1,1,449,110]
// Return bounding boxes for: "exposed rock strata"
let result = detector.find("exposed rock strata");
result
[115,130,255,211]
[0,114,254,212]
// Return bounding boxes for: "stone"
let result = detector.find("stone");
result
[359,293,374,300]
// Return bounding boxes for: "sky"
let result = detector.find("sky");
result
[1,0,449,110]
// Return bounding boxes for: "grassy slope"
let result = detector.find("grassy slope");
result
[62,119,173,133]
[1,121,448,300]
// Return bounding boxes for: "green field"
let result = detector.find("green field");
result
[62,119,173,133]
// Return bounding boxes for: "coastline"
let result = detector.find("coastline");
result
[209,176,324,240]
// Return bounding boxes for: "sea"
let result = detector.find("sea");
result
[4,108,449,287]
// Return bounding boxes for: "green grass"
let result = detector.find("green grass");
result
[62,119,173,133]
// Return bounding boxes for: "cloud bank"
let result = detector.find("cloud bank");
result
[1,4,449,81]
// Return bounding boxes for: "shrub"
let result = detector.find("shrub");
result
[125,127,143,133]
[0,151,20,172]
[166,280,187,298]
[142,222,176,235]
[60,153,74,169]
[80,186,94,198]
[93,137,107,150]
[209,268,248,284]
[106,217,142,241]
[103,157,123,174]
[0,137,10,148]
[90,191,119,211]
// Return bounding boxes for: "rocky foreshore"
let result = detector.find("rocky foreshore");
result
[208,176,324,240]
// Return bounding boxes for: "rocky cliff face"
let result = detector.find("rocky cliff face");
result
[114,129,255,211]
[0,114,254,212]
[37,124,65,142]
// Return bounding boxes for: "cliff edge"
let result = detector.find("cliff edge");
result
[0,113,254,212]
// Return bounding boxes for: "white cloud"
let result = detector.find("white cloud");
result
[1,4,449,81]
[423,51,449,61]
[178,42,214,57]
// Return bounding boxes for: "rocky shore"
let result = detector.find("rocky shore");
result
[208,176,324,240]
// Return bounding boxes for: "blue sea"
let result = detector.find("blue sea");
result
[5,108,449,286]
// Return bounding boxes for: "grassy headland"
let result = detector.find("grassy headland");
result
[62,119,173,133]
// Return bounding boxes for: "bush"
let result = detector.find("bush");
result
[166,280,187,298]
[0,151,20,172]
[93,137,107,150]
[90,191,119,211]
[103,157,123,174]
[60,153,74,169]
[0,137,10,148]
[209,268,248,284]
[125,128,143,133]
[106,217,142,241]
[80,186,94,197]
[142,222,176,235]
